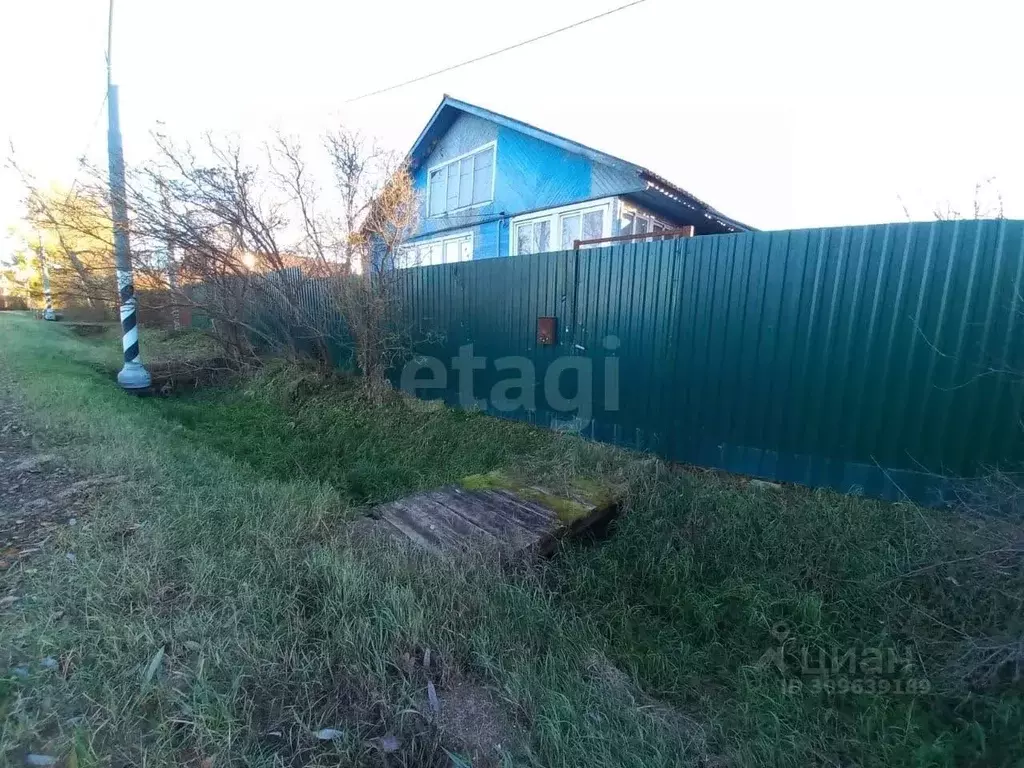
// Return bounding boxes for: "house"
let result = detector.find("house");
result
[398,95,751,267]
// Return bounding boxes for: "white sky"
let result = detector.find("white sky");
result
[1,0,1021,256]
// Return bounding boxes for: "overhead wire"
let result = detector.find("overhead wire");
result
[65,91,109,197]
[345,0,649,102]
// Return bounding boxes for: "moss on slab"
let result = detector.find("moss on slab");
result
[459,470,618,526]
[521,490,592,525]
[459,470,513,492]
[567,476,618,509]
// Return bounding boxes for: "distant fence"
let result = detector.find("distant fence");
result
[136,290,192,330]
[0,291,188,325]
[204,220,1024,504]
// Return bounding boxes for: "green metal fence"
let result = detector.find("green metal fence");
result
[394,219,1024,504]
[197,219,1024,503]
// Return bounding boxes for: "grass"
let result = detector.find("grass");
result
[49,321,222,378]
[141,365,556,505]
[1,313,1022,767]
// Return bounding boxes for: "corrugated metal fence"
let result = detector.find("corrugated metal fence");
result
[396,219,1024,503]
[209,220,1024,503]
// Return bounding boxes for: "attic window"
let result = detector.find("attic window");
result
[427,142,495,216]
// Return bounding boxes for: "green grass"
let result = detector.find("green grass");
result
[48,320,222,377]
[141,365,556,505]
[1,313,1022,767]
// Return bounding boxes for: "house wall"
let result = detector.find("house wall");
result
[408,113,641,259]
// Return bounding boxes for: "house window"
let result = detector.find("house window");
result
[514,219,551,255]
[510,199,613,255]
[616,206,671,239]
[559,208,605,249]
[398,232,473,268]
[621,211,635,235]
[427,143,495,217]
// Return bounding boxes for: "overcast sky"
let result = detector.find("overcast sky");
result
[2,0,1020,254]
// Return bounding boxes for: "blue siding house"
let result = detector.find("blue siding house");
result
[398,95,751,266]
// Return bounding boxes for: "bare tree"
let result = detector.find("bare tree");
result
[7,180,118,312]
[342,160,418,401]
[933,177,1005,221]
[897,179,1006,224]
[325,129,385,270]
[12,125,418,396]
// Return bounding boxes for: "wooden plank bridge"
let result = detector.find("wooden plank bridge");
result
[372,471,619,555]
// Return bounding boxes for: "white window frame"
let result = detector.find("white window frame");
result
[510,197,615,255]
[512,217,552,256]
[398,231,474,269]
[617,202,672,240]
[426,141,497,218]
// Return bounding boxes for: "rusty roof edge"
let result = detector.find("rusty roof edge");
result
[638,169,756,232]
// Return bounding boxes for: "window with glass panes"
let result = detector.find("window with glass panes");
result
[397,232,473,269]
[617,207,670,239]
[510,200,612,255]
[560,208,605,249]
[427,143,495,216]
[514,218,551,255]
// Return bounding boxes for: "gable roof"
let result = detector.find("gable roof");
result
[406,95,753,233]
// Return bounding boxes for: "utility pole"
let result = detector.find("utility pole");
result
[38,236,56,321]
[106,0,150,389]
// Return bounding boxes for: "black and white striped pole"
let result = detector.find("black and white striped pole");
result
[106,0,149,390]
[38,236,56,321]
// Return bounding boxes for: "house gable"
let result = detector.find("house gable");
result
[411,111,641,245]
[494,123,641,217]
[401,96,751,262]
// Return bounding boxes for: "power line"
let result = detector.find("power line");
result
[345,0,649,103]
[41,15,110,199]
[40,91,108,219]
[69,92,109,192]
[65,1,112,198]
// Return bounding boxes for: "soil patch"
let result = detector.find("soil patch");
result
[0,396,120,599]
[434,684,526,767]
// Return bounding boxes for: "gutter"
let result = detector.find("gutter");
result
[638,170,756,232]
